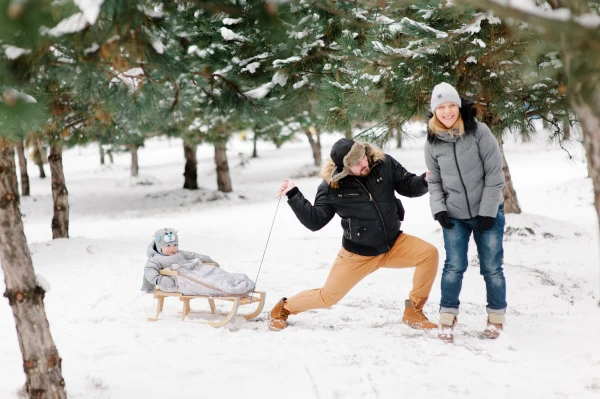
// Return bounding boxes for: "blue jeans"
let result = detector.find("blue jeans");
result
[440,204,507,315]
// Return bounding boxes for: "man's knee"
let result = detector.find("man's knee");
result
[320,290,344,308]
[421,242,440,267]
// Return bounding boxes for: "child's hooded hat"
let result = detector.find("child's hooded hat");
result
[154,228,178,253]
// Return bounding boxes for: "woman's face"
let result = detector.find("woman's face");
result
[434,102,460,129]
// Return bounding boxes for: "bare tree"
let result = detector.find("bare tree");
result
[183,140,198,189]
[498,138,521,213]
[99,143,105,165]
[31,139,46,179]
[48,142,69,239]
[128,144,139,177]
[0,140,67,398]
[305,126,322,167]
[214,141,232,193]
[16,139,30,196]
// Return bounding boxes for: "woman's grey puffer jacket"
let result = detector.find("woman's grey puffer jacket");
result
[424,99,504,220]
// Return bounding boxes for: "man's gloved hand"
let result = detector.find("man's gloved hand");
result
[434,211,455,229]
[478,216,495,232]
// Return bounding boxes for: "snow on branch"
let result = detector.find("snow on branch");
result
[469,0,600,30]
[75,0,104,25]
[4,45,31,59]
[220,27,249,42]
[46,0,105,37]
[109,68,144,93]
[401,17,448,39]
[244,72,288,99]
[1,88,37,104]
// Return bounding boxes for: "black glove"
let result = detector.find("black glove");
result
[478,216,495,232]
[434,211,454,229]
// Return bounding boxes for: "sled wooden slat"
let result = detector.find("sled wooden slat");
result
[147,270,266,328]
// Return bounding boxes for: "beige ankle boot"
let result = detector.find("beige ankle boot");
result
[482,313,504,339]
[402,299,438,330]
[438,313,457,343]
[269,298,291,331]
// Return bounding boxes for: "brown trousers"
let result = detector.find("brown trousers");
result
[284,233,439,314]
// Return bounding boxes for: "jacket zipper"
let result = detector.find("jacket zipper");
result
[354,178,390,250]
[453,142,473,219]
[347,218,352,239]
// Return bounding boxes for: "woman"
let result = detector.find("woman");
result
[424,82,506,343]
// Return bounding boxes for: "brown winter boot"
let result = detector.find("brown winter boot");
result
[438,313,457,343]
[482,313,504,339]
[269,298,290,331]
[402,299,438,330]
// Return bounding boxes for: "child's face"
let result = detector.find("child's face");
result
[161,244,178,256]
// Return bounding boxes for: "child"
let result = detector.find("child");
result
[141,228,254,296]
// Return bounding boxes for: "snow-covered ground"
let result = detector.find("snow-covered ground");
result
[0,126,598,398]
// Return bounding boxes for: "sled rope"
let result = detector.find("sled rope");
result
[251,195,282,298]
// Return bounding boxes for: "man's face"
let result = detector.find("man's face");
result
[161,244,178,256]
[348,155,370,177]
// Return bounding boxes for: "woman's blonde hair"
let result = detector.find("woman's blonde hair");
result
[428,113,465,137]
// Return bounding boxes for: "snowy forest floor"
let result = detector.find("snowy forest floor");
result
[0,127,599,398]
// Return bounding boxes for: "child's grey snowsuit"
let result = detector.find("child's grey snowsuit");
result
[141,241,254,296]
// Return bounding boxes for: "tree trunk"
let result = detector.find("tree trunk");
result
[31,140,46,179]
[252,133,258,158]
[498,138,521,214]
[563,115,570,140]
[344,129,353,139]
[99,144,105,165]
[569,91,600,233]
[128,144,139,177]
[396,130,403,149]
[16,140,30,197]
[480,110,522,214]
[0,141,67,399]
[107,149,114,164]
[48,142,69,239]
[183,141,198,190]
[214,141,232,193]
[305,127,322,167]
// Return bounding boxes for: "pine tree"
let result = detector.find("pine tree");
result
[466,0,600,302]
[315,0,573,213]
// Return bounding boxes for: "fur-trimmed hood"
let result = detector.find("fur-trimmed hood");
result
[426,97,478,143]
[320,142,386,188]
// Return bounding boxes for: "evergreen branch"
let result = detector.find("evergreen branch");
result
[465,0,600,42]
[212,73,256,106]
[547,126,574,159]
[139,65,169,85]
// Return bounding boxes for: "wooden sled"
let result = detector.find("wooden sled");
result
[147,269,266,328]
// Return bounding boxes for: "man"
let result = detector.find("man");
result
[270,138,439,331]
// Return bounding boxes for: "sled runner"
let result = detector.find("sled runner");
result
[147,269,266,328]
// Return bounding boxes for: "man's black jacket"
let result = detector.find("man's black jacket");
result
[287,144,428,256]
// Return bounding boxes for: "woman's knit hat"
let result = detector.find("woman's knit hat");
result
[431,82,462,112]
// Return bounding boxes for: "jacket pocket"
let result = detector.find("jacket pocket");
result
[396,198,405,222]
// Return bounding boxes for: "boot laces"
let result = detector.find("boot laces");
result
[414,308,428,321]
[277,303,290,319]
